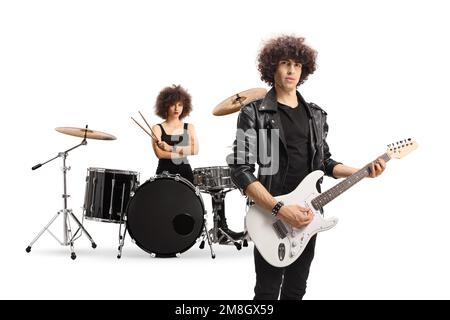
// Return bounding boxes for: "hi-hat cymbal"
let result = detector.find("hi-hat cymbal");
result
[213,88,267,116]
[55,127,116,140]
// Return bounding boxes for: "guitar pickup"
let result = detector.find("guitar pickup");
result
[272,220,288,239]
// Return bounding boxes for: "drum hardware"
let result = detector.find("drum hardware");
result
[117,215,127,259]
[198,218,215,259]
[204,189,247,250]
[25,125,116,259]
[193,166,247,250]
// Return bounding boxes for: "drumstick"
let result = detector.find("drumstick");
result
[131,117,158,142]
[138,111,159,140]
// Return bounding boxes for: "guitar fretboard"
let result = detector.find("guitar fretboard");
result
[311,153,390,210]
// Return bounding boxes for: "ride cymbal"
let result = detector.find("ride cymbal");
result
[55,127,117,140]
[213,88,267,116]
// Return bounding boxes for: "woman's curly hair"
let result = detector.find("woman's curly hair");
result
[154,85,192,119]
[257,35,317,87]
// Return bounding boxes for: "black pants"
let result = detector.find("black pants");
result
[253,234,317,300]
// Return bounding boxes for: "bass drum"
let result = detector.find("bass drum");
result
[126,174,205,257]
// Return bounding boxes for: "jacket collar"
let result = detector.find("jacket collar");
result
[258,87,278,112]
[258,87,312,118]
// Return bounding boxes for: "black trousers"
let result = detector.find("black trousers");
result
[253,234,317,300]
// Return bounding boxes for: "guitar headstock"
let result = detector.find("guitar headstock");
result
[386,138,418,159]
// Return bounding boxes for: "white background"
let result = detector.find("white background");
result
[1,0,449,299]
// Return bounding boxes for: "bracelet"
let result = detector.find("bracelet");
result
[271,201,284,217]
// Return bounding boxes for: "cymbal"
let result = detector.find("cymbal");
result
[213,88,267,116]
[55,127,116,140]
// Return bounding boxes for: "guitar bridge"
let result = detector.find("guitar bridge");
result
[272,220,288,239]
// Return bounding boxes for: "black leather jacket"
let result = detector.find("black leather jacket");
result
[226,87,341,196]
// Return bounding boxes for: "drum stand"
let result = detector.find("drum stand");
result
[198,218,216,259]
[116,217,127,259]
[201,189,248,251]
[26,134,97,260]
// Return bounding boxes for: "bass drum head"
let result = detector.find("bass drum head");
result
[126,176,204,257]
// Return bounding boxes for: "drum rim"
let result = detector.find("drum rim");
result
[149,172,200,190]
[87,167,140,175]
[193,166,230,171]
[84,215,124,224]
[126,175,205,256]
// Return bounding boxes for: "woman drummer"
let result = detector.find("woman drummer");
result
[151,85,199,183]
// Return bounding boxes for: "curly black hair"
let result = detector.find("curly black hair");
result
[257,35,317,87]
[154,85,192,119]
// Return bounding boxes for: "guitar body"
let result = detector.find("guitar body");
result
[245,170,338,268]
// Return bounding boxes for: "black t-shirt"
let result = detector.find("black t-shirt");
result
[278,101,311,194]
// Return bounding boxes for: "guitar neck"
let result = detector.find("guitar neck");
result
[311,153,390,210]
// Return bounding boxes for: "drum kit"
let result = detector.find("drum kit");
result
[25,88,267,260]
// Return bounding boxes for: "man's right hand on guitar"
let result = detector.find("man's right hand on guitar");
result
[278,205,314,228]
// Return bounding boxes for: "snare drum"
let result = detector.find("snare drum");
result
[126,173,205,257]
[193,166,235,191]
[83,168,139,223]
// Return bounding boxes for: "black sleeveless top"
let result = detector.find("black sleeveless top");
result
[158,123,190,148]
[155,123,194,183]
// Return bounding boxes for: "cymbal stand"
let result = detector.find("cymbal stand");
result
[26,126,97,260]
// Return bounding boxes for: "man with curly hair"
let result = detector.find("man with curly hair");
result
[227,35,385,299]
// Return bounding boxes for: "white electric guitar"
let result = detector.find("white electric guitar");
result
[245,139,418,268]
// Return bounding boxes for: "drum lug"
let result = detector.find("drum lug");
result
[176,253,181,258]
[195,186,200,196]
[161,171,170,177]
[150,253,156,258]
[174,174,180,181]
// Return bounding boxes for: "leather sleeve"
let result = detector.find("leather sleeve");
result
[226,104,258,194]
[322,114,342,178]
